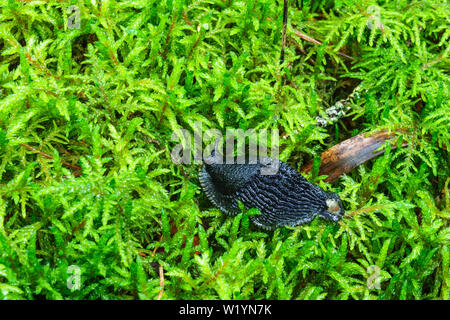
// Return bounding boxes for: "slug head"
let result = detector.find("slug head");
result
[319,191,345,222]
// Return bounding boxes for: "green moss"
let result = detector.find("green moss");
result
[0,0,448,299]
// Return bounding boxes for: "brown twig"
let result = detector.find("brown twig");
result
[157,264,165,300]
[161,14,177,59]
[206,260,230,286]
[152,235,163,257]
[292,29,354,61]
[21,143,82,174]
[422,55,446,69]
[182,11,193,26]
[287,35,315,65]
[158,101,169,126]
[25,53,61,80]
[188,33,202,59]
[344,204,389,218]
[293,29,322,45]
[280,0,289,66]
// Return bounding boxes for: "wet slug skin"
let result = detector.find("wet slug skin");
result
[199,148,344,230]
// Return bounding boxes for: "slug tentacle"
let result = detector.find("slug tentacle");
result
[199,150,344,230]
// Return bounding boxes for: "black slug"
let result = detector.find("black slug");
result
[199,147,344,230]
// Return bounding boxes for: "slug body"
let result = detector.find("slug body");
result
[199,149,344,230]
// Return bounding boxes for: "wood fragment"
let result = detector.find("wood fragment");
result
[301,130,405,183]
[157,265,164,300]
